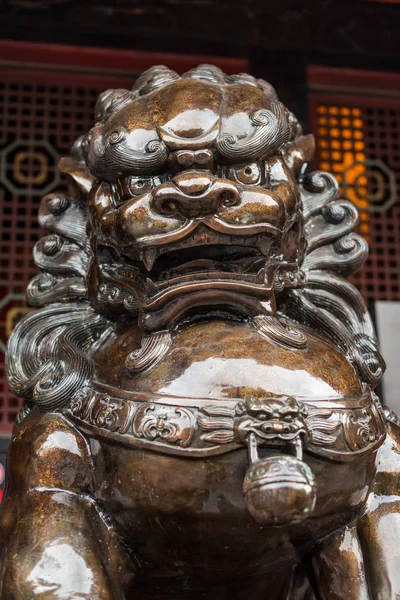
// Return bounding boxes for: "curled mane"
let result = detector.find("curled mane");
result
[285,171,385,387]
[7,141,113,414]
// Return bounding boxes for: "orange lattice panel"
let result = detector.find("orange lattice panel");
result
[309,90,400,303]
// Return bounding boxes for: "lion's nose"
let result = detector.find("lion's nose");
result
[152,171,240,219]
[173,171,213,196]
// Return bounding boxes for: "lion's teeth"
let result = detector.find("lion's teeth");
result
[258,238,270,257]
[145,277,158,294]
[255,267,266,284]
[141,248,157,271]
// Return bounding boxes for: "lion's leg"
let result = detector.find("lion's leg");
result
[311,524,371,600]
[312,419,400,600]
[357,500,400,600]
[1,489,128,599]
[355,419,400,600]
[0,410,131,599]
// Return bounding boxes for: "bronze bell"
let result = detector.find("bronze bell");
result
[243,435,316,525]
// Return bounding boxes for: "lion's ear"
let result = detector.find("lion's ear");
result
[284,134,315,178]
[59,156,94,198]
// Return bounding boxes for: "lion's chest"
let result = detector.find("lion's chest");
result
[90,439,376,578]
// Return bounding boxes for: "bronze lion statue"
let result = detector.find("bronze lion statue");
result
[1,64,400,599]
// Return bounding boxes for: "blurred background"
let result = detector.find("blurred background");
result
[0,0,400,499]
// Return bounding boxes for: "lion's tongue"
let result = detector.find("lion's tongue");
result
[166,258,221,277]
[160,257,264,280]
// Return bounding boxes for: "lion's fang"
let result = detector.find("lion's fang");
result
[141,248,157,271]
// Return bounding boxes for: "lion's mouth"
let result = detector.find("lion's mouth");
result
[123,243,267,284]
[118,229,275,287]
[96,228,288,329]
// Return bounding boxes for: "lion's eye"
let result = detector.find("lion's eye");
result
[233,164,261,185]
[114,176,153,205]
[127,177,152,196]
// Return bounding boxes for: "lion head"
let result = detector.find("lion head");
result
[6,65,385,414]
[79,64,316,332]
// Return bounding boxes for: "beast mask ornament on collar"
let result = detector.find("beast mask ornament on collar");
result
[7,65,387,528]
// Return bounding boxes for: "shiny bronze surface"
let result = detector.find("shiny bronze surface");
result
[1,65,399,599]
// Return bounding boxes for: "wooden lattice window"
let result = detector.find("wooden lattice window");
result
[0,41,248,432]
[308,67,400,303]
